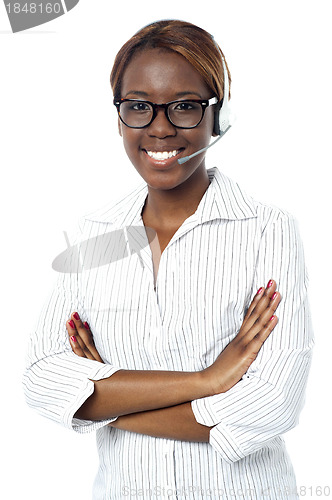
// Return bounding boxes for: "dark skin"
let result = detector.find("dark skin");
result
[118,49,215,227]
[119,48,213,286]
[67,281,280,441]
[65,48,282,441]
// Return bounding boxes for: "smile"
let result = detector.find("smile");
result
[146,150,180,160]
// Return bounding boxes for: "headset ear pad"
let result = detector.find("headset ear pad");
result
[213,99,223,136]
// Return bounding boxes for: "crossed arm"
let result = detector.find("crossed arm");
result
[66,280,280,442]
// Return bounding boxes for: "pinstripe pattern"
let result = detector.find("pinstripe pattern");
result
[23,167,314,499]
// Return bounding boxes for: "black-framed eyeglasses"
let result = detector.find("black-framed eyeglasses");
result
[113,97,219,129]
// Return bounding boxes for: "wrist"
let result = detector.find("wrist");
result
[199,366,224,397]
[197,368,217,398]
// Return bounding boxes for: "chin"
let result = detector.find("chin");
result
[149,170,202,194]
[144,172,184,191]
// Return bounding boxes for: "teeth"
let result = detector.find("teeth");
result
[146,150,179,160]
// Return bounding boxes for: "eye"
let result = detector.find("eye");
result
[173,101,196,111]
[130,101,151,112]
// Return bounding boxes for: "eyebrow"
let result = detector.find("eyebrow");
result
[175,91,203,98]
[123,90,204,99]
[124,91,149,98]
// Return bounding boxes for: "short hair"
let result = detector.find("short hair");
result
[110,20,231,102]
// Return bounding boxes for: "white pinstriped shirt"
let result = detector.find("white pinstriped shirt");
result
[23,167,314,499]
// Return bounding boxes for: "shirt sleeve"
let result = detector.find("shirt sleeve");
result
[22,217,122,433]
[191,211,314,463]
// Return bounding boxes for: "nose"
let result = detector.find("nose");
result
[147,108,176,138]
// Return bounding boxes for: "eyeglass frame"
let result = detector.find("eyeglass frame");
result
[113,96,219,129]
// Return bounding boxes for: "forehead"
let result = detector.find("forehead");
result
[121,48,212,100]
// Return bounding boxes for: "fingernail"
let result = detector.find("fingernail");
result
[70,335,77,343]
[257,287,264,295]
[68,320,75,328]
[272,292,277,300]
[267,280,273,288]
[73,312,80,320]
[269,315,276,321]
[84,321,90,329]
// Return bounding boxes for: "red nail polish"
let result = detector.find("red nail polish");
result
[68,320,75,329]
[272,292,277,300]
[84,321,90,329]
[267,280,273,288]
[73,312,80,320]
[257,287,264,295]
[70,335,77,343]
[270,315,276,321]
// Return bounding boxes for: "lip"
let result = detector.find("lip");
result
[142,148,185,169]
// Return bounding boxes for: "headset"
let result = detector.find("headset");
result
[178,36,234,164]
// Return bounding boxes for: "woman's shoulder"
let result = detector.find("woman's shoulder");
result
[252,197,297,228]
[212,167,297,228]
[234,182,301,241]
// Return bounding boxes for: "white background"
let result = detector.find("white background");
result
[1,0,331,498]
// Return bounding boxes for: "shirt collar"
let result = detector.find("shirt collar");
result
[84,167,257,226]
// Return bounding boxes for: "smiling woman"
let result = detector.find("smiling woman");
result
[23,19,314,500]
[115,47,217,196]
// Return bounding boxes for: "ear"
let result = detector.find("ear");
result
[118,117,122,137]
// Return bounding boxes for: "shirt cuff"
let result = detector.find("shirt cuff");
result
[63,362,121,434]
[191,394,218,426]
[209,422,246,463]
[191,396,246,463]
[191,376,254,463]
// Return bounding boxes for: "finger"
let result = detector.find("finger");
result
[67,318,90,353]
[240,280,278,334]
[70,313,98,361]
[66,320,88,358]
[83,321,91,333]
[66,317,95,360]
[248,314,279,352]
[243,286,265,322]
[241,291,281,343]
[243,280,276,326]
[83,321,97,346]
[85,323,99,351]
[70,312,104,363]
[253,289,281,327]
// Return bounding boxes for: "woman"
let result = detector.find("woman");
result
[24,20,314,499]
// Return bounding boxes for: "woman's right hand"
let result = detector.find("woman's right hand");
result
[202,280,281,396]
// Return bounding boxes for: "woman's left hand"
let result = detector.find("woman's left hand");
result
[66,312,105,363]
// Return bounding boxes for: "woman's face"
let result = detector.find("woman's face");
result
[118,48,216,191]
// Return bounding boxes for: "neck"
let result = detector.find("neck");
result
[141,166,210,228]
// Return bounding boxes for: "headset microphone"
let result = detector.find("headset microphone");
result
[178,131,227,165]
[177,45,235,165]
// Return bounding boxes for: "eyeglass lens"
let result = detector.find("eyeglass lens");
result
[119,101,204,128]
